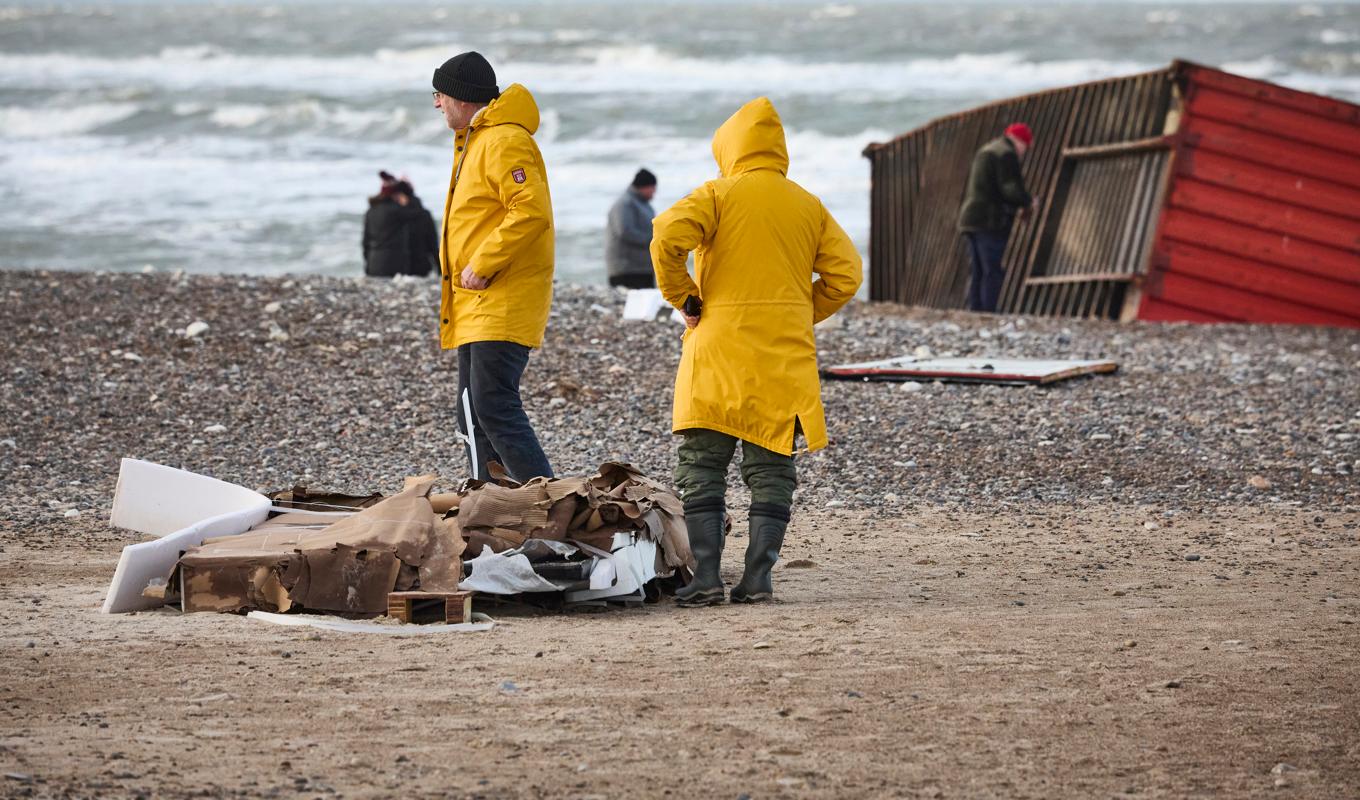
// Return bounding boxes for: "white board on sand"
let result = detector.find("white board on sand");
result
[102,459,271,614]
[821,356,1118,385]
[247,611,495,635]
[622,289,685,324]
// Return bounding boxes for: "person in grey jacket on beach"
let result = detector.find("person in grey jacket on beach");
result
[605,168,658,289]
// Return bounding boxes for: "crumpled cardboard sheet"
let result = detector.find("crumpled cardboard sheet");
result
[457,462,692,574]
[269,485,383,512]
[175,476,464,615]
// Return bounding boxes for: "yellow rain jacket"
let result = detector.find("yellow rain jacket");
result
[439,83,554,349]
[650,97,862,455]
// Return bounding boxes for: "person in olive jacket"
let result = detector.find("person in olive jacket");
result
[957,123,1038,312]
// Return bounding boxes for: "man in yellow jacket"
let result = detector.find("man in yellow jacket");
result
[651,97,862,607]
[432,52,554,482]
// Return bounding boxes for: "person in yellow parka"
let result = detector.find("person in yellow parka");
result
[651,96,862,607]
[432,51,554,482]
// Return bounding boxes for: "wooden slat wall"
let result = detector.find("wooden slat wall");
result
[864,68,1177,318]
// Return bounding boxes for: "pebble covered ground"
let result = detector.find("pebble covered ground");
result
[1,269,1356,535]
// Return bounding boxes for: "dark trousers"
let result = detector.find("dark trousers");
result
[964,231,1009,312]
[609,273,655,290]
[456,341,553,482]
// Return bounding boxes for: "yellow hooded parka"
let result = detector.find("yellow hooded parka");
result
[650,97,862,456]
[439,83,555,350]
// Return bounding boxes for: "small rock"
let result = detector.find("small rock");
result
[899,381,924,393]
[1184,553,1201,561]
[1270,763,1296,775]
[753,641,773,650]
[184,320,210,338]
[1248,475,1272,490]
[549,397,567,407]
[63,509,80,519]
[203,424,227,434]
[263,301,282,314]
[1164,679,1183,689]
[1089,433,1113,441]
[785,559,817,569]
[1143,521,1160,530]
[121,351,143,362]
[499,680,521,694]
[825,499,845,508]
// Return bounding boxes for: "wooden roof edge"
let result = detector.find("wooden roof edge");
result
[862,63,1179,157]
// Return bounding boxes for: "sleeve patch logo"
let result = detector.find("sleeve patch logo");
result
[511,168,527,184]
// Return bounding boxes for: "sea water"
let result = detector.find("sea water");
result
[0,0,1356,282]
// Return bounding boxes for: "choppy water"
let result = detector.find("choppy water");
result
[0,1,1356,282]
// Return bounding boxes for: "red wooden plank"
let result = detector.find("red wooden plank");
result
[1182,64,1360,126]
[1137,295,1236,323]
[1167,177,1360,252]
[1185,85,1360,155]
[1158,239,1360,320]
[1148,269,1360,327]
[1157,208,1359,286]
[1180,115,1360,191]
[1176,146,1360,220]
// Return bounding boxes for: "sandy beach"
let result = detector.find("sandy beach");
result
[1,270,1357,798]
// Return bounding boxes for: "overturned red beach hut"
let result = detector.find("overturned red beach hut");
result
[863,60,1360,328]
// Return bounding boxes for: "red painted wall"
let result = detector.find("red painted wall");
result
[1139,64,1360,328]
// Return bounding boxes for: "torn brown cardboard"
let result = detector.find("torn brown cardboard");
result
[178,475,463,615]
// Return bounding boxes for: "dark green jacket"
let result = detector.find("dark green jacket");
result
[957,137,1032,233]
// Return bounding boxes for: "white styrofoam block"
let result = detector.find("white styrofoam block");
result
[102,459,271,614]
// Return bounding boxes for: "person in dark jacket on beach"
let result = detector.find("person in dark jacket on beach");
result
[363,172,437,278]
[403,183,439,277]
[957,123,1038,312]
[605,168,658,289]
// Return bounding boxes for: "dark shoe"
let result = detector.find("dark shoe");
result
[675,497,726,607]
[730,503,789,604]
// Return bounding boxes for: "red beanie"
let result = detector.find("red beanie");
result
[1005,123,1033,146]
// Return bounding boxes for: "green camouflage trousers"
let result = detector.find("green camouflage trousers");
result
[674,428,797,507]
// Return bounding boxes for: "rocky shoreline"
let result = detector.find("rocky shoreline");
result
[2,269,1356,533]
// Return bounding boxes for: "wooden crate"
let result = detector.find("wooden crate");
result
[387,591,473,625]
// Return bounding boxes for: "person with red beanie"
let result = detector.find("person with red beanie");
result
[956,122,1038,312]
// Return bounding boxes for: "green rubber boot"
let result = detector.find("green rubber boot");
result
[730,503,789,604]
[675,497,727,608]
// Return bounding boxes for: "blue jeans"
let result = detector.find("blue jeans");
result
[965,231,1009,313]
[456,341,554,482]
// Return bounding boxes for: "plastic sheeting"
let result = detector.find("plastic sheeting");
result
[247,610,495,635]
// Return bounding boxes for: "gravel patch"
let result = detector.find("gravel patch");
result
[1,270,1356,534]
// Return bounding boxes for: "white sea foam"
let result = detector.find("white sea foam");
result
[0,103,139,138]
[0,47,1158,101]
[1319,29,1359,45]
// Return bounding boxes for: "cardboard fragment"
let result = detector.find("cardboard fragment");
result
[178,474,462,615]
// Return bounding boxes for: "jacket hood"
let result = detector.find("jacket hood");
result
[711,96,788,178]
[476,83,540,134]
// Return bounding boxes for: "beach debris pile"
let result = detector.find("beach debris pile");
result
[103,458,692,620]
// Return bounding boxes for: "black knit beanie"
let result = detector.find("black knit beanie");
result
[632,168,657,188]
[433,51,500,104]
